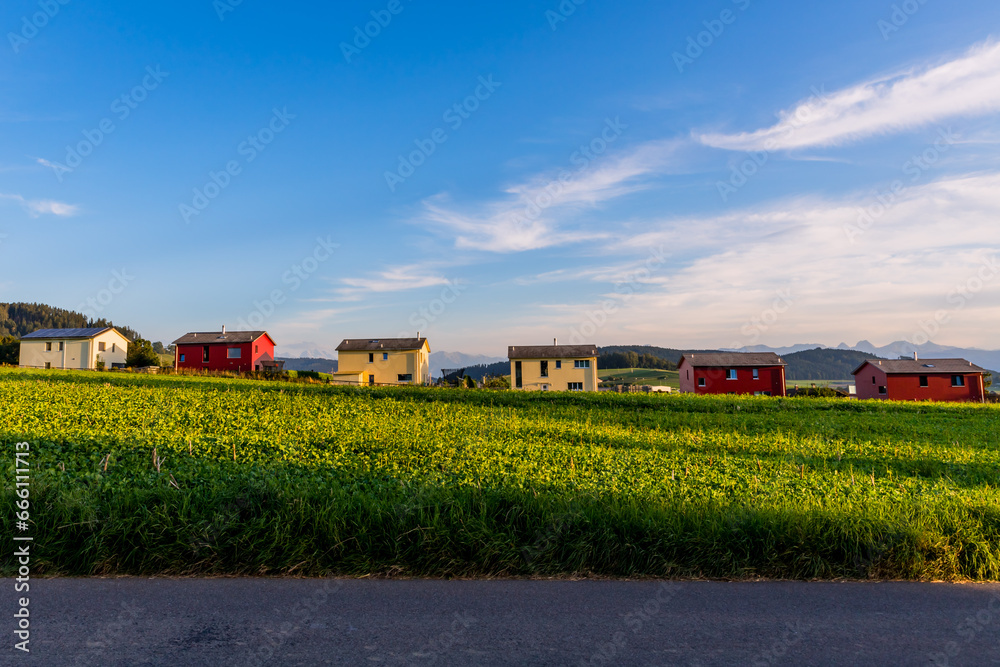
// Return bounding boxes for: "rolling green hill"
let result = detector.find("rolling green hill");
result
[0,302,138,340]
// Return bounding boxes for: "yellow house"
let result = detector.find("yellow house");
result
[18,327,130,370]
[508,342,599,391]
[332,337,431,386]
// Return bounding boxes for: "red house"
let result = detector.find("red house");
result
[852,357,987,403]
[172,328,278,373]
[678,352,787,397]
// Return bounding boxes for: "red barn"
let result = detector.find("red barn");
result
[852,357,987,403]
[678,352,787,397]
[172,328,278,373]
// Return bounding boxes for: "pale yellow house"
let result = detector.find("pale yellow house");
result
[508,342,599,391]
[332,337,431,386]
[18,327,129,370]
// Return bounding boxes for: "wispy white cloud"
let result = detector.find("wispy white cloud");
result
[418,139,683,253]
[0,193,79,217]
[699,40,1000,151]
[335,264,453,301]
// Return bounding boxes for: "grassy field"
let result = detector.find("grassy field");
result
[2,367,1000,580]
[599,368,680,387]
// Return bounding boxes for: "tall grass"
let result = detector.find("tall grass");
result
[2,368,999,579]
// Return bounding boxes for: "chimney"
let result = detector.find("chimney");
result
[222,325,226,335]
[914,351,918,361]
[553,338,557,346]
[417,331,420,339]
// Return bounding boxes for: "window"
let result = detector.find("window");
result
[752,369,759,380]
[203,346,210,363]
[112,344,116,352]
[574,360,591,369]
[555,360,562,369]
[879,386,887,395]
[698,378,706,387]
[515,361,523,389]
[383,352,389,361]
[952,375,966,387]
[180,354,186,363]
[59,342,65,351]
[872,376,876,384]
[687,370,690,380]
[45,362,51,369]
[368,353,374,363]
[45,342,52,351]
[568,382,584,391]
[540,360,549,378]
[726,369,738,380]
[228,348,241,359]
[255,345,259,353]
[98,342,106,352]
[397,374,413,382]
[919,376,929,388]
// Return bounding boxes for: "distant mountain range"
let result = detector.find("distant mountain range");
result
[277,351,507,378]
[735,341,1000,374]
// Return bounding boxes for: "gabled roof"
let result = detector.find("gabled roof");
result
[508,344,598,359]
[172,331,272,345]
[22,327,120,340]
[337,338,428,352]
[679,352,786,367]
[851,358,987,376]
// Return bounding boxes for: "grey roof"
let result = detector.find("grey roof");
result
[508,345,598,359]
[679,352,786,367]
[172,331,271,345]
[852,358,987,375]
[337,338,428,352]
[22,327,116,340]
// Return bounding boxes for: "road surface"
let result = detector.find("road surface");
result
[5,578,999,665]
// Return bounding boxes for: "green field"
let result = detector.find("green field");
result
[2,367,1000,580]
[599,368,680,387]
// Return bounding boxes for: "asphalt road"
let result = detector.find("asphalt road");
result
[5,579,1000,666]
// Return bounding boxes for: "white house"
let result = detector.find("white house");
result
[18,327,130,370]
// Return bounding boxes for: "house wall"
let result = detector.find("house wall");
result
[175,341,254,372]
[853,364,888,400]
[19,330,128,370]
[249,336,276,371]
[855,363,985,402]
[336,346,430,385]
[678,360,786,396]
[509,356,598,391]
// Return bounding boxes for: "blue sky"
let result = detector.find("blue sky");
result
[2,0,1000,357]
